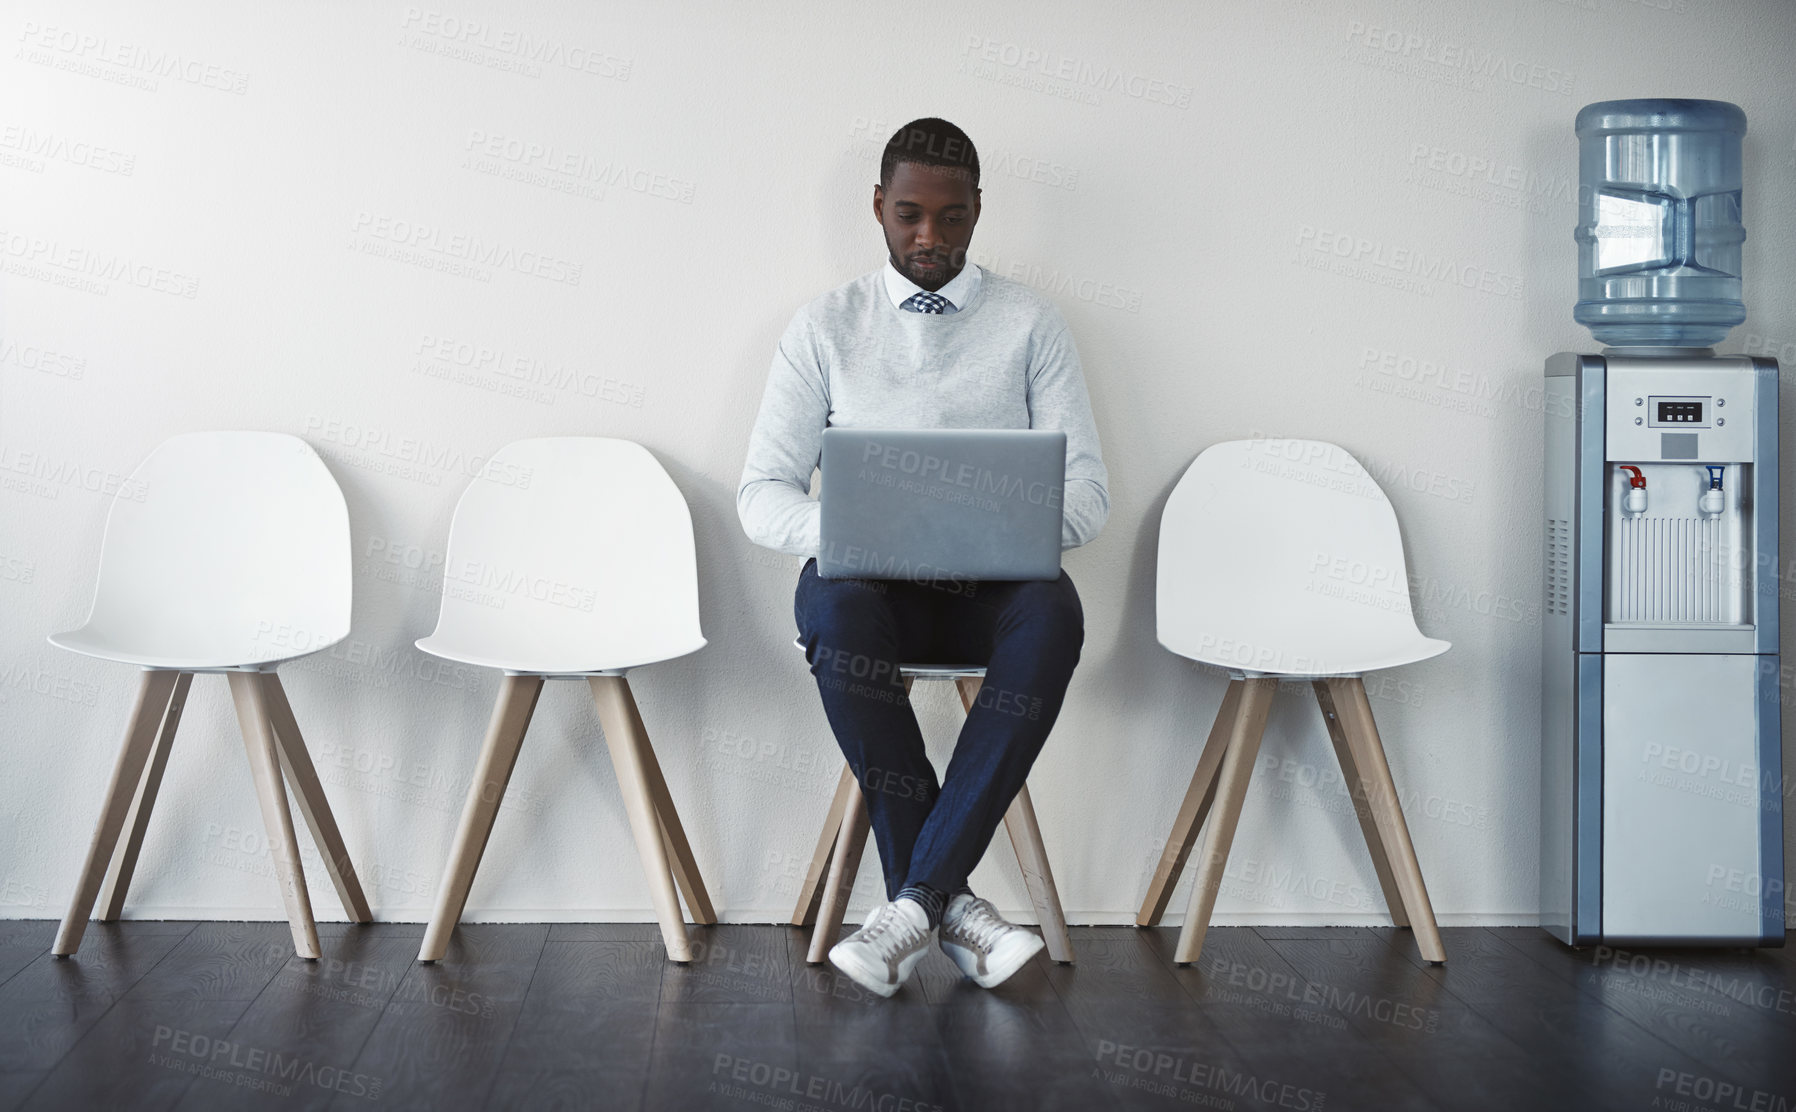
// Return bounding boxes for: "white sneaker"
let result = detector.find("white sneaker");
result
[827,898,936,998]
[939,894,1045,988]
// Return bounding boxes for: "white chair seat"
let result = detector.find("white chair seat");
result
[416,631,706,675]
[788,636,981,679]
[898,661,987,679]
[45,628,310,672]
[1157,626,1448,677]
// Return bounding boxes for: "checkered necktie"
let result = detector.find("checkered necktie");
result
[901,291,951,314]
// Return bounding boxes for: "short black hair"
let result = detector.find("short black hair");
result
[879,117,980,188]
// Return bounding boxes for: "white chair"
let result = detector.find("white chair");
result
[1138,439,1450,964]
[49,431,371,960]
[415,438,714,963]
[788,645,1074,965]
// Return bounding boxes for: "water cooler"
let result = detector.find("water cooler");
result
[1541,99,1784,947]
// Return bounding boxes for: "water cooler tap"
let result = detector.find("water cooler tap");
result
[1619,466,1647,516]
[1699,466,1726,517]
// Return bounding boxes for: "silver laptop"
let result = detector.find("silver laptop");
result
[818,428,1065,582]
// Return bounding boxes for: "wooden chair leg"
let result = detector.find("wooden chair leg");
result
[96,672,192,922]
[1137,679,1242,926]
[791,764,858,927]
[590,676,693,963]
[807,774,869,964]
[418,674,543,962]
[1003,785,1074,964]
[954,675,1074,961]
[227,672,320,960]
[260,673,372,923]
[617,682,715,925]
[1173,676,1276,964]
[1312,680,1408,928]
[54,669,181,956]
[1324,677,1447,964]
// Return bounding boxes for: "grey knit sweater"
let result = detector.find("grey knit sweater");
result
[737,264,1109,558]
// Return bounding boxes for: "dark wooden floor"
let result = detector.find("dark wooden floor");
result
[1,920,1794,1111]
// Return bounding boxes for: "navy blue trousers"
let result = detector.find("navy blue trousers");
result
[794,557,1084,900]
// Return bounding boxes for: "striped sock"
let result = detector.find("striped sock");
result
[895,884,947,928]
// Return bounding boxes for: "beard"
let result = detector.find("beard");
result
[899,249,962,288]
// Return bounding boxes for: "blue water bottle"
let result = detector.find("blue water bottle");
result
[1573,98,1746,348]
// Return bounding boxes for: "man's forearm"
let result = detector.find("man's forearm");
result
[738,477,820,557]
[1061,477,1109,549]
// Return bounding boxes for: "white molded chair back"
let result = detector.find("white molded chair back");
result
[49,431,351,670]
[417,438,704,674]
[1157,439,1449,676]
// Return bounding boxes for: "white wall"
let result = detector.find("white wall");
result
[4,0,1794,927]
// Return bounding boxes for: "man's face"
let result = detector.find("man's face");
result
[873,161,981,292]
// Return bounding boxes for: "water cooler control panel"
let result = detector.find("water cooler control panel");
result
[1605,363,1758,463]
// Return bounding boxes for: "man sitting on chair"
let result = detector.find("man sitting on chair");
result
[736,117,1109,996]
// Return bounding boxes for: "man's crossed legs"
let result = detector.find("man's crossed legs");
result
[794,558,1083,995]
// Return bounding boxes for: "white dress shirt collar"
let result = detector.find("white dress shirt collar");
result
[882,259,981,314]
